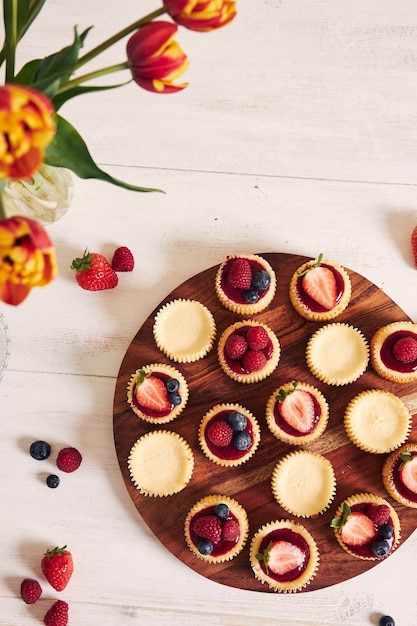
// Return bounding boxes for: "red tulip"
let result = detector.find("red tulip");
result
[127,22,189,93]
[0,84,55,181]
[0,216,58,305]
[163,0,236,32]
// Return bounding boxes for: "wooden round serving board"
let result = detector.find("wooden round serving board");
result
[113,253,417,593]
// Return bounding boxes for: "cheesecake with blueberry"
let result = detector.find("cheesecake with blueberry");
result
[371,321,417,383]
[382,443,417,509]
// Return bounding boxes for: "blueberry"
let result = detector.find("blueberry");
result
[372,538,390,557]
[228,411,247,432]
[243,289,259,303]
[232,431,252,451]
[46,474,60,489]
[30,440,51,460]
[379,523,394,540]
[214,503,229,519]
[197,539,213,555]
[168,392,182,406]
[251,270,271,291]
[379,616,395,626]
[166,378,180,393]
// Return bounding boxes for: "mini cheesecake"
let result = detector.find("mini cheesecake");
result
[331,493,401,560]
[265,381,329,446]
[215,253,276,315]
[289,254,351,321]
[371,321,417,383]
[198,403,261,467]
[217,319,280,383]
[382,443,417,508]
[250,519,320,592]
[184,495,249,563]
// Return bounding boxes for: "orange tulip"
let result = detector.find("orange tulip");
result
[163,0,236,32]
[0,216,58,305]
[127,21,189,93]
[0,84,55,181]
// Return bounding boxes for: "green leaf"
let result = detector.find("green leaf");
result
[44,114,164,193]
[1,0,48,73]
[52,81,129,112]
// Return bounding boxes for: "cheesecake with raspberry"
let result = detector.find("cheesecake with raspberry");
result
[371,321,417,383]
[382,443,417,509]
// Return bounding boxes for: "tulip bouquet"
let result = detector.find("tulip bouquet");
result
[0,0,236,305]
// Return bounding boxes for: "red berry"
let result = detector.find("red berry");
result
[225,334,247,359]
[242,349,267,372]
[111,246,134,272]
[207,420,234,447]
[192,515,222,543]
[56,447,82,473]
[246,326,269,350]
[71,250,118,291]
[41,546,74,592]
[44,600,69,626]
[227,258,252,289]
[20,578,42,604]
[222,519,240,542]
[411,225,417,267]
[393,336,417,364]
[366,504,391,526]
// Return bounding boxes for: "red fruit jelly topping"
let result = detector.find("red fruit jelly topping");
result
[392,452,417,502]
[223,326,274,374]
[258,528,309,582]
[190,505,240,556]
[380,330,417,373]
[344,503,395,559]
[296,263,345,312]
[220,258,270,303]
[132,372,173,418]
[274,393,321,436]
[204,410,254,460]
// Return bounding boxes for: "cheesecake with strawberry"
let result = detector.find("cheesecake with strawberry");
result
[184,495,249,563]
[289,254,351,321]
[382,443,417,509]
[198,403,261,467]
[266,381,329,446]
[331,493,401,560]
[250,519,320,592]
[127,364,189,424]
[215,254,276,315]
[371,321,417,383]
[217,320,281,383]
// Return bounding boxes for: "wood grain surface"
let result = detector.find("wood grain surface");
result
[113,253,417,593]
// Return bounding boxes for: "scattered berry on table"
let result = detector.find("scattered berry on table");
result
[242,348,266,373]
[41,546,74,591]
[246,326,269,350]
[379,617,395,626]
[221,519,240,542]
[30,440,51,460]
[46,474,60,489]
[56,447,82,473]
[225,334,247,360]
[192,515,222,543]
[71,250,118,291]
[251,269,270,290]
[111,246,134,272]
[392,336,417,364]
[232,431,252,451]
[243,288,259,303]
[366,504,390,526]
[207,420,234,447]
[197,538,213,555]
[227,258,252,289]
[228,411,247,432]
[43,599,69,626]
[411,225,417,267]
[20,578,42,604]
[214,503,229,519]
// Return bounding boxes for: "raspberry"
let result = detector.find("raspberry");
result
[242,349,267,373]
[227,258,252,289]
[225,334,247,359]
[221,519,240,542]
[246,326,269,350]
[411,225,417,267]
[367,504,390,526]
[392,337,417,364]
[43,600,69,626]
[56,447,82,473]
[20,578,42,604]
[207,420,234,447]
[192,515,222,543]
[111,246,134,272]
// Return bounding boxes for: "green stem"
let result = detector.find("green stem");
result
[57,61,130,93]
[76,6,166,69]
[4,0,18,81]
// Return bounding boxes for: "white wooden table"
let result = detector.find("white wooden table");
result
[1,1,417,624]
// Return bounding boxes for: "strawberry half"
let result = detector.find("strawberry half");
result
[279,389,315,433]
[339,512,377,547]
[134,372,170,412]
[267,541,305,575]
[71,250,118,291]
[302,265,337,309]
[400,454,417,493]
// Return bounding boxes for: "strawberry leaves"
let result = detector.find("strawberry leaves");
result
[330,501,351,531]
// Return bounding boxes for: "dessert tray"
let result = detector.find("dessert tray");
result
[113,253,417,592]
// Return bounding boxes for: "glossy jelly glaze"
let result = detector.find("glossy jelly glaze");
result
[258,528,309,583]
[380,330,417,373]
[391,452,417,503]
[345,503,395,559]
[274,392,321,436]
[220,258,270,304]
[189,505,240,556]
[296,263,345,312]
[223,326,274,374]
[132,372,174,418]
[204,410,255,460]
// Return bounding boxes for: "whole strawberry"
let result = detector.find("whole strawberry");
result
[411,225,417,267]
[111,246,134,272]
[41,546,73,591]
[20,578,42,604]
[44,600,69,626]
[71,249,118,291]
[56,446,82,473]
